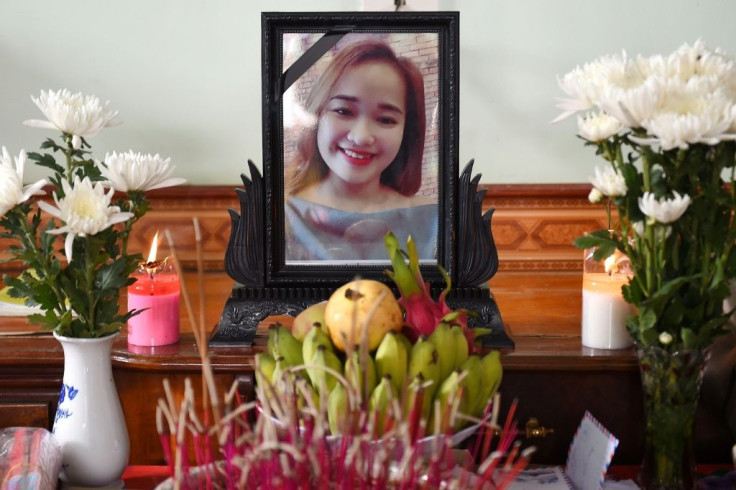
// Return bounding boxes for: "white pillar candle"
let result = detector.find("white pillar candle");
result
[581,272,634,349]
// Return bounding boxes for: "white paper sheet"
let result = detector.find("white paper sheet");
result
[565,411,619,490]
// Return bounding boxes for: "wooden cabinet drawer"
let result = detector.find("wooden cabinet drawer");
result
[0,403,50,429]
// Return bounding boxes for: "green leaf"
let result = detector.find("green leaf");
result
[640,275,697,313]
[28,313,52,328]
[27,152,64,174]
[573,230,620,261]
[640,327,659,347]
[94,322,124,337]
[39,137,65,152]
[383,232,422,297]
[95,261,130,291]
[637,307,657,331]
[680,328,697,350]
[661,300,684,327]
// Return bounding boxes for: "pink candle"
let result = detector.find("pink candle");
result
[127,244,181,347]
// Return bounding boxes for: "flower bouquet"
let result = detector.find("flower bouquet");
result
[156,233,532,489]
[1,89,185,337]
[555,40,736,489]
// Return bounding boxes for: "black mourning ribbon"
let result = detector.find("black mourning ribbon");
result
[275,26,354,101]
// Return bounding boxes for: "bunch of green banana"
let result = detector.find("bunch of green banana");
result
[476,350,503,414]
[429,350,504,430]
[255,352,276,386]
[408,335,441,390]
[432,369,467,433]
[327,382,350,435]
[428,322,455,381]
[302,325,333,367]
[267,324,303,366]
[255,352,277,402]
[270,355,293,391]
[450,325,469,369]
[345,350,377,404]
[369,375,395,434]
[458,355,484,419]
[305,344,342,396]
[256,318,505,439]
[375,330,409,394]
[407,335,441,419]
[404,373,433,427]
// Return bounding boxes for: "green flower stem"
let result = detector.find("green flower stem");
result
[602,141,615,166]
[614,138,624,167]
[639,150,655,295]
[675,148,687,171]
[644,227,655,296]
[601,143,617,230]
[120,215,136,257]
[64,137,76,183]
[84,237,97,334]
[656,230,665,288]
[700,241,712,295]
[714,163,734,288]
[120,192,146,256]
[640,146,652,193]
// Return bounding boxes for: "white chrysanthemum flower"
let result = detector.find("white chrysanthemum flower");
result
[99,151,186,192]
[597,76,662,129]
[632,220,672,241]
[638,191,691,224]
[0,147,47,218]
[668,39,736,86]
[590,166,627,197]
[632,81,734,150]
[588,187,604,204]
[643,54,668,77]
[38,176,133,261]
[658,331,673,345]
[599,51,649,89]
[23,89,120,150]
[552,56,614,122]
[577,112,623,142]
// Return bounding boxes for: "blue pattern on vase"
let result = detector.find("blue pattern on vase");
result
[54,383,78,426]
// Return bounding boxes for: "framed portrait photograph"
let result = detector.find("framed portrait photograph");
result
[262,11,459,287]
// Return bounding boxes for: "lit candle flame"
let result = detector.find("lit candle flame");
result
[604,254,618,275]
[147,232,159,263]
[143,232,165,278]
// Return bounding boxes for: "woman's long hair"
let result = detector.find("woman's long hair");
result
[285,40,426,198]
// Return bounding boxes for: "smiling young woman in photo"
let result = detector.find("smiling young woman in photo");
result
[284,39,438,262]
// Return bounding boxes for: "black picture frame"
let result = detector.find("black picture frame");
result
[213,11,510,349]
[263,11,459,286]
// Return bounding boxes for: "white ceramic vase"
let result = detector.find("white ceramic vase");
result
[52,332,129,489]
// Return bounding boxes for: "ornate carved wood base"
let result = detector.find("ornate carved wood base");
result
[209,285,513,348]
[210,287,325,346]
[444,286,514,349]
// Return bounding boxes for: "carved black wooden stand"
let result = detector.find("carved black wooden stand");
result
[210,160,513,349]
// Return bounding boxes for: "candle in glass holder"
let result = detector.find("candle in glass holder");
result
[127,233,180,346]
[581,249,634,349]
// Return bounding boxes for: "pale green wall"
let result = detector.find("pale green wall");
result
[2,1,735,185]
